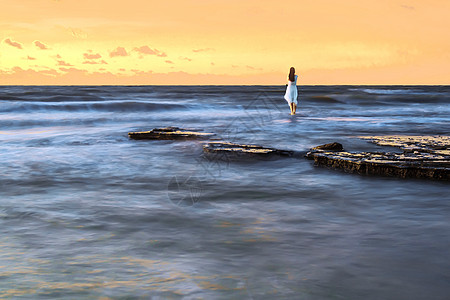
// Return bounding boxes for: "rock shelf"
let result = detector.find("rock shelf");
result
[128,127,449,181]
[203,142,295,159]
[359,135,450,156]
[306,136,450,181]
[128,127,215,140]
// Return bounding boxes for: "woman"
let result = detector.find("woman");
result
[284,67,298,115]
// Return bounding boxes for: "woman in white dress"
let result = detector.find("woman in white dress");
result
[284,67,298,115]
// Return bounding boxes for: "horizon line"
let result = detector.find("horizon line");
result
[1,84,449,87]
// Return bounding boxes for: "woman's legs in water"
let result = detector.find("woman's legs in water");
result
[289,103,294,115]
[293,103,297,114]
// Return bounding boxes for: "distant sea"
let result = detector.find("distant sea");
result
[0,85,449,299]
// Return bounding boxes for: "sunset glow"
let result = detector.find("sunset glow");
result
[1,0,449,85]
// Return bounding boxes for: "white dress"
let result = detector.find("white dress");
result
[284,75,298,105]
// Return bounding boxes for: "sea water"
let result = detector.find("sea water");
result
[0,85,449,299]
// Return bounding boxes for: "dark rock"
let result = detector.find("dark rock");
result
[203,142,295,160]
[312,142,343,151]
[129,127,215,140]
[307,136,450,181]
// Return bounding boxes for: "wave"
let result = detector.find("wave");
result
[0,101,189,113]
[307,96,343,103]
[350,88,424,95]
[0,85,448,115]
[0,92,105,102]
[0,207,44,221]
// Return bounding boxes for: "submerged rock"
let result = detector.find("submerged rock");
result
[128,127,215,140]
[312,142,343,151]
[203,142,295,160]
[307,136,450,181]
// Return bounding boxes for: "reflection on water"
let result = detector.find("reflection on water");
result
[0,85,449,299]
[0,238,248,297]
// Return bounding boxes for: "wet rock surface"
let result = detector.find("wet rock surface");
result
[360,135,450,156]
[128,127,215,140]
[307,136,450,181]
[312,142,344,151]
[203,142,295,160]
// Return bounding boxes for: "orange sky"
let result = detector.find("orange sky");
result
[1,0,449,85]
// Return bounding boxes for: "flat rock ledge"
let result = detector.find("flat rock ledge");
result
[203,142,295,160]
[359,135,450,156]
[128,127,215,140]
[306,136,450,181]
[311,142,344,151]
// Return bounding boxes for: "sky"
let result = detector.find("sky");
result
[0,0,449,85]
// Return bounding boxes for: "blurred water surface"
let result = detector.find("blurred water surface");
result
[0,85,449,299]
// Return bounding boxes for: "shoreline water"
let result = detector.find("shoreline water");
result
[0,85,449,299]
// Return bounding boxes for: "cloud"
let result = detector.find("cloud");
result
[109,47,129,57]
[246,65,263,71]
[192,48,214,53]
[179,56,192,62]
[165,60,174,64]
[401,4,415,10]
[39,69,59,77]
[27,56,36,60]
[1,66,284,85]
[133,45,167,57]
[34,40,49,50]
[131,69,154,75]
[69,28,88,39]
[83,52,102,60]
[57,60,73,66]
[6,66,60,79]
[59,67,87,74]
[4,38,23,49]
[80,51,107,64]
[82,60,108,65]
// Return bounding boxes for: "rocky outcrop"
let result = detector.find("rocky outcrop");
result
[311,142,343,151]
[203,142,295,160]
[128,127,215,140]
[129,127,449,181]
[359,135,450,156]
[307,136,450,181]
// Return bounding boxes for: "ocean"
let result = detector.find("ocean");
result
[0,85,449,299]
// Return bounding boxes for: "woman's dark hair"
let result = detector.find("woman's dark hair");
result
[288,67,295,82]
